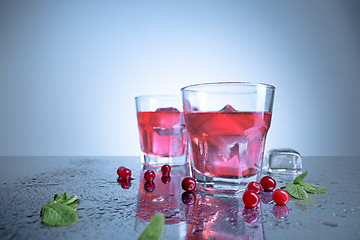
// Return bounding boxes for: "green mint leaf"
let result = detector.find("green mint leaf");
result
[285,183,308,200]
[307,184,327,194]
[138,212,165,240]
[293,171,308,184]
[64,195,79,205]
[298,182,317,193]
[41,203,79,226]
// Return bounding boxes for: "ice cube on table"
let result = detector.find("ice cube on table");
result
[263,148,302,174]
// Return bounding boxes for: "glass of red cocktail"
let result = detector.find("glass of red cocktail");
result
[135,95,188,166]
[181,82,275,192]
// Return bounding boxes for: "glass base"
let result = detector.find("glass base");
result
[192,168,261,194]
[141,153,189,167]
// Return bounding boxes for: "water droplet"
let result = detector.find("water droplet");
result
[320,221,338,227]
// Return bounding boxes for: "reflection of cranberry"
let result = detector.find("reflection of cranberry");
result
[117,178,132,189]
[272,205,289,219]
[260,192,274,204]
[144,182,155,192]
[121,181,131,189]
[182,191,196,205]
[161,175,171,184]
[242,208,259,223]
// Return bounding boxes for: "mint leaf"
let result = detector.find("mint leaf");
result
[41,203,79,226]
[41,193,80,226]
[307,184,327,194]
[138,212,165,240]
[293,171,308,184]
[285,183,308,200]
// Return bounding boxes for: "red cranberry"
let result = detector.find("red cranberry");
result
[247,181,261,194]
[161,165,171,176]
[117,166,126,176]
[144,170,155,182]
[118,168,131,180]
[272,189,289,206]
[181,177,196,191]
[161,175,171,184]
[260,176,276,192]
[242,190,260,209]
[144,182,155,192]
[182,191,196,205]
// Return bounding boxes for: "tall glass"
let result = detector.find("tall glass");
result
[135,95,188,166]
[181,82,275,192]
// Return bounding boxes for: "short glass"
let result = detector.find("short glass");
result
[182,82,275,192]
[135,95,188,166]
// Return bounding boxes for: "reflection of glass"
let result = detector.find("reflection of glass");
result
[184,192,264,239]
[135,95,188,166]
[135,164,190,239]
[182,82,275,192]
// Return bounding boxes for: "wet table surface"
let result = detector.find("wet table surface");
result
[0,156,359,240]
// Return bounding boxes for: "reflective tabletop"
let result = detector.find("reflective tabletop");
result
[0,156,359,239]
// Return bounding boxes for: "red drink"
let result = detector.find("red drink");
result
[137,108,187,157]
[185,110,272,178]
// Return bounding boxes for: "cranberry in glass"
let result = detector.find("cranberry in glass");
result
[260,176,276,192]
[242,190,260,209]
[181,177,196,191]
[144,170,155,182]
[161,164,171,176]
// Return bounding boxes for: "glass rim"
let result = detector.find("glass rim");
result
[181,82,275,92]
[135,94,182,101]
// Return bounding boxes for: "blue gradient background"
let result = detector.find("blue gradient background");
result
[0,0,359,156]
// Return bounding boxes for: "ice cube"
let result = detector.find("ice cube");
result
[155,107,180,113]
[263,148,302,174]
[220,104,237,112]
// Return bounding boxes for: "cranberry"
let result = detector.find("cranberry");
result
[272,189,289,206]
[260,176,276,192]
[247,181,261,194]
[144,182,155,192]
[161,175,171,184]
[242,190,260,209]
[161,164,171,176]
[181,191,196,205]
[144,170,155,182]
[181,177,196,191]
[117,166,126,176]
[118,167,131,180]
